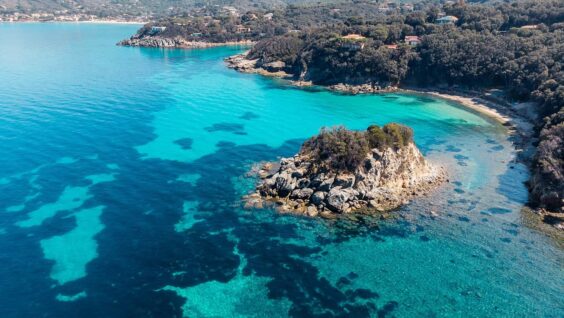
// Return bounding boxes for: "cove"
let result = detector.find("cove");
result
[0,23,562,317]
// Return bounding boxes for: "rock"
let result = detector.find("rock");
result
[291,168,307,178]
[319,177,335,191]
[311,191,327,205]
[291,188,314,200]
[306,205,319,217]
[275,172,295,197]
[334,174,355,188]
[296,178,310,189]
[262,60,286,72]
[326,187,353,212]
[244,129,446,217]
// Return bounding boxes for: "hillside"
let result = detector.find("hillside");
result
[0,0,344,16]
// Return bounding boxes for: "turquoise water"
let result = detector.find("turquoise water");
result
[0,23,562,317]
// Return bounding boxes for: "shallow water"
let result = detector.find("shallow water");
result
[0,23,562,317]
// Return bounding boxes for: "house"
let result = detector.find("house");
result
[378,5,390,13]
[191,32,203,37]
[436,16,459,25]
[385,44,398,49]
[222,6,239,16]
[519,25,538,29]
[342,34,366,41]
[263,13,274,20]
[236,26,251,33]
[340,34,367,50]
[404,36,421,46]
[150,26,166,34]
[401,4,414,12]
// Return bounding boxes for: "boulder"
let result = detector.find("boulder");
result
[311,191,327,205]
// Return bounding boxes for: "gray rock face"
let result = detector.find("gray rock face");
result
[118,36,253,48]
[244,143,446,217]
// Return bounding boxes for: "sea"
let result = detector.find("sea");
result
[0,23,562,317]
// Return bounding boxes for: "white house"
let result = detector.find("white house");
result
[436,16,459,25]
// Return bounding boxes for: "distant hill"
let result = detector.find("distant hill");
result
[0,0,352,16]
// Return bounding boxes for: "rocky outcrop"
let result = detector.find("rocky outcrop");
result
[118,36,253,48]
[244,141,446,218]
[225,54,291,78]
[226,53,400,94]
[328,83,399,94]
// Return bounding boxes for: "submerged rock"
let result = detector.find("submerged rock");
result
[244,125,446,217]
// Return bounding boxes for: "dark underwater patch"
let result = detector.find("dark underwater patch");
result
[454,188,465,194]
[500,237,512,243]
[377,301,399,318]
[204,122,246,135]
[174,138,193,150]
[216,141,236,148]
[445,145,462,153]
[491,145,505,151]
[239,111,259,120]
[458,216,471,223]
[482,207,512,215]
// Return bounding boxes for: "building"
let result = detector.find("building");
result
[263,13,274,20]
[401,4,414,12]
[151,26,166,34]
[519,25,538,29]
[340,34,367,50]
[236,26,251,33]
[385,44,398,49]
[404,36,421,46]
[436,16,459,25]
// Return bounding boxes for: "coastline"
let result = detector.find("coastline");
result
[404,89,511,125]
[224,52,564,235]
[224,53,532,133]
[119,37,254,49]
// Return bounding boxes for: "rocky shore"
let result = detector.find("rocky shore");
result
[118,36,253,48]
[225,53,398,93]
[243,126,446,218]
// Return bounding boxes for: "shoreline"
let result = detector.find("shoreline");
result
[119,37,254,49]
[403,89,511,125]
[224,52,564,235]
[225,54,533,134]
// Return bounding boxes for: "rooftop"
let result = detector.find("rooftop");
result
[341,34,366,41]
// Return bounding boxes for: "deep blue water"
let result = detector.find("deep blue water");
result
[0,23,562,317]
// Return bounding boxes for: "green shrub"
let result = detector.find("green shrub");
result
[383,123,413,147]
[301,126,370,171]
[366,125,389,150]
[301,124,415,171]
